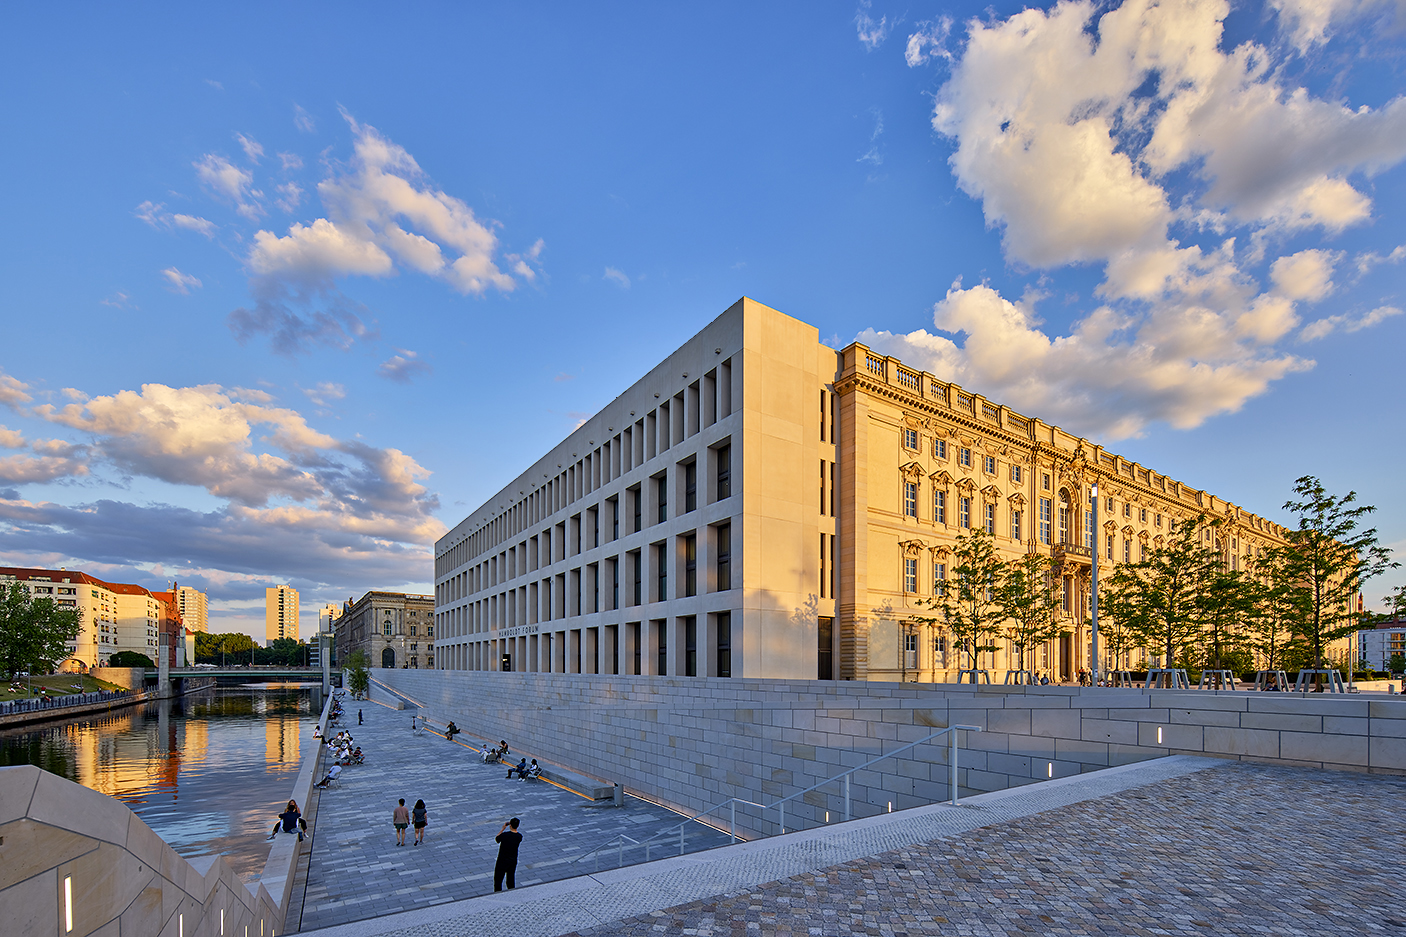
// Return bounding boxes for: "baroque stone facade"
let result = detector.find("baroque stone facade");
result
[433,298,1293,683]
[335,590,435,670]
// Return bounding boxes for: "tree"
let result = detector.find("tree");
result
[346,649,370,696]
[1279,476,1399,671]
[1379,584,1406,622]
[912,531,1007,673]
[0,580,83,678]
[998,551,1061,674]
[195,632,256,663]
[1101,515,1219,669]
[1243,548,1305,673]
[1197,559,1255,672]
[109,651,156,668]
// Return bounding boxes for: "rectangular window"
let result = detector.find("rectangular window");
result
[610,497,619,540]
[1123,502,1132,518]
[632,487,642,533]
[717,611,732,678]
[657,620,668,675]
[1106,496,1115,513]
[820,390,827,441]
[684,462,697,513]
[817,615,833,680]
[1123,538,1131,563]
[935,489,947,524]
[829,462,836,517]
[657,473,668,523]
[820,460,827,514]
[933,439,947,459]
[631,551,642,605]
[656,543,668,601]
[960,496,971,529]
[904,481,918,518]
[684,534,697,597]
[903,427,918,450]
[612,558,620,609]
[1140,542,1147,561]
[959,447,972,468]
[1106,534,1115,560]
[1155,513,1162,528]
[1010,465,1023,484]
[819,533,827,598]
[1085,510,1094,550]
[716,445,731,500]
[1042,472,1051,490]
[985,503,995,534]
[934,562,946,596]
[904,632,918,669]
[631,621,641,675]
[983,455,996,474]
[684,616,697,677]
[1039,498,1052,545]
[716,524,732,591]
[1140,508,1147,523]
[591,507,600,549]
[1012,509,1022,541]
[904,557,918,593]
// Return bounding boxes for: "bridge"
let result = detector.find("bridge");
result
[164,666,328,679]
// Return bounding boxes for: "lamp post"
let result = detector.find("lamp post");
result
[1090,482,1100,687]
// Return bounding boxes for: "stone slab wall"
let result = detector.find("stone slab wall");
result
[377,671,1406,836]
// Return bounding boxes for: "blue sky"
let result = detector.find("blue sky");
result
[1,0,1403,639]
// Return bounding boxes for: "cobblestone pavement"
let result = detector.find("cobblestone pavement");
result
[297,697,731,931]
[562,762,1406,937]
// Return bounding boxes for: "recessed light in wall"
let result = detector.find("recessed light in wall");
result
[682,372,688,378]
[715,348,721,354]
[654,393,660,398]
[630,411,635,416]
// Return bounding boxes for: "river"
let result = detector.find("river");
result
[0,683,320,882]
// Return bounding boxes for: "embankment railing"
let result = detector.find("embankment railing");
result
[572,723,982,871]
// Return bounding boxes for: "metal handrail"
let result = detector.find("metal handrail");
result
[572,723,981,869]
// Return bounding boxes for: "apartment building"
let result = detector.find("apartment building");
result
[433,298,1291,683]
[176,585,208,633]
[265,584,300,644]
[334,591,435,670]
[0,566,172,669]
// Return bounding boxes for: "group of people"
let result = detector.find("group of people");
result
[505,757,542,780]
[326,729,363,765]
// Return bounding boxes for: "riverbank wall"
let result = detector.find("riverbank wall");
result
[0,689,333,936]
[373,669,1406,836]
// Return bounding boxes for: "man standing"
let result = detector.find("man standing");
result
[494,817,522,891]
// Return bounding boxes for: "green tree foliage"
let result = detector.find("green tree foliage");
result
[1279,476,1398,670]
[1100,515,1220,668]
[912,530,1007,672]
[999,551,1061,673]
[1389,653,1406,675]
[1379,584,1406,622]
[1197,556,1255,671]
[0,580,83,678]
[1242,549,1304,672]
[346,649,370,696]
[108,651,156,668]
[194,632,256,662]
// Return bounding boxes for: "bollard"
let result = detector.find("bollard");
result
[613,783,624,808]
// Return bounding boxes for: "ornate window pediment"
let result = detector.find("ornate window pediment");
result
[1008,492,1026,507]
[899,538,927,556]
[1137,530,1150,542]
[928,544,951,559]
[900,461,925,480]
[955,477,977,494]
[981,484,1001,501]
[1103,519,1118,532]
[930,470,953,486]
[1122,525,1135,536]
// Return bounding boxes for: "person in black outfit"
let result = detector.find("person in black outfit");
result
[445,721,460,741]
[270,799,308,842]
[494,818,522,891]
[358,709,363,725]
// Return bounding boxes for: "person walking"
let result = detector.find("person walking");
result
[412,799,428,845]
[393,798,410,846]
[494,818,522,891]
[358,709,363,725]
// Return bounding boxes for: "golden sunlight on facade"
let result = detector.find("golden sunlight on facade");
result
[434,299,1297,683]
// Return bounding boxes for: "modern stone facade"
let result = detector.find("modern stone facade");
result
[433,298,1293,683]
[335,590,435,670]
[1359,619,1406,671]
[176,585,208,632]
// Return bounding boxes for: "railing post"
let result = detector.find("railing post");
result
[950,729,959,806]
[844,775,851,822]
[619,838,624,868]
[730,800,736,844]
[779,801,785,835]
[680,823,685,856]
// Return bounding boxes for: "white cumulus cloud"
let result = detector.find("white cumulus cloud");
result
[161,267,203,294]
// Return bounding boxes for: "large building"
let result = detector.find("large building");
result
[265,584,300,644]
[334,591,435,670]
[1359,619,1406,672]
[433,298,1292,682]
[176,585,208,632]
[0,567,175,669]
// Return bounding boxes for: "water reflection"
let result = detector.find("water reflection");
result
[0,684,316,881]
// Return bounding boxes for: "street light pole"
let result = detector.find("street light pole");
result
[1090,482,1100,687]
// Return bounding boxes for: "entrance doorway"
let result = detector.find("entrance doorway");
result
[1059,633,1072,682]
[381,647,396,669]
